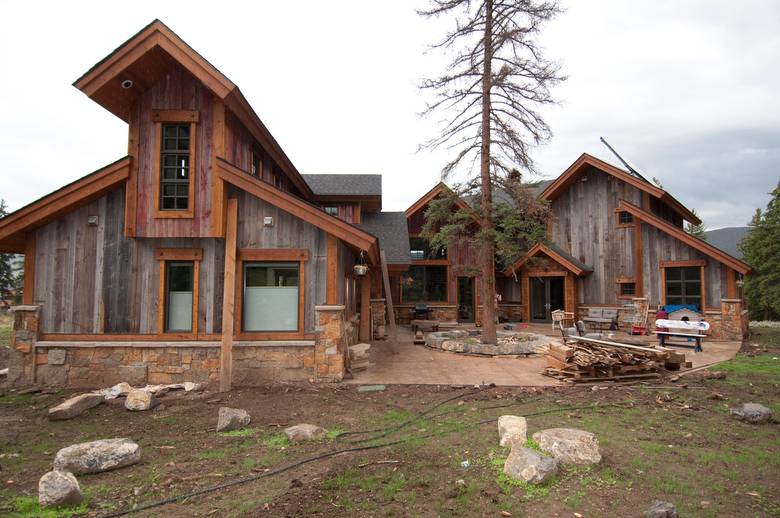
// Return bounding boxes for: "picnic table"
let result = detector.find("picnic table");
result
[655,319,709,352]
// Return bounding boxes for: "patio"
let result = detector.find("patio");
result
[346,323,742,387]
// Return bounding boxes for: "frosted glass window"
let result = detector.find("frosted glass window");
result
[165,262,194,332]
[243,262,299,332]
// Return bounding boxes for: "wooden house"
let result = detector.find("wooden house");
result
[1,21,750,390]
[0,20,403,389]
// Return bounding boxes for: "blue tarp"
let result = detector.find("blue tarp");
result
[663,304,700,314]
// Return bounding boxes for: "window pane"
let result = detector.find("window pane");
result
[243,262,299,331]
[162,197,175,209]
[665,268,682,281]
[164,126,177,138]
[175,197,188,210]
[685,282,701,296]
[666,283,682,296]
[682,267,701,281]
[402,265,447,302]
[166,262,193,332]
[178,125,190,138]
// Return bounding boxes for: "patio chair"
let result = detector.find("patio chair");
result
[551,309,575,332]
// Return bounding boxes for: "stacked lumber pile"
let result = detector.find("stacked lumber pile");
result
[349,343,371,372]
[544,336,685,382]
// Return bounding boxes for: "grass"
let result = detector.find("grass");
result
[0,312,12,347]
[10,494,90,518]
[262,433,289,450]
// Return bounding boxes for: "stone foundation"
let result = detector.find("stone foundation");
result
[28,343,316,389]
[370,298,386,338]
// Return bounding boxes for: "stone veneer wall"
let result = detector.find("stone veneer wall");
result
[8,305,349,388]
[575,300,747,341]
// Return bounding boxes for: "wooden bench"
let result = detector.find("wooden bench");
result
[656,331,703,352]
[582,308,618,331]
[411,319,439,333]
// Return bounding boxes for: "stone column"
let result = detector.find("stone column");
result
[720,299,745,341]
[370,298,386,339]
[314,305,346,381]
[8,305,41,387]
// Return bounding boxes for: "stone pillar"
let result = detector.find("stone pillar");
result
[8,305,41,387]
[720,299,745,341]
[314,305,346,381]
[370,298,386,339]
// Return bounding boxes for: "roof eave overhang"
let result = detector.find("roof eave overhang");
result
[216,158,379,264]
[503,243,591,277]
[0,157,132,252]
[619,200,751,275]
[541,153,701,225]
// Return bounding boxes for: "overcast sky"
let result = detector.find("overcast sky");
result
[0,1,777,229]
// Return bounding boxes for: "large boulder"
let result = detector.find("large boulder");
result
[503,446,557,484]
[54,438,141,475]
[730,403,774,424]
[645,500,678,518]
[497,415,527,447]
[38,470,83,508]
[125,389,156,411]
[532,428,601,465]
[48,393,104,420]
[284,423,328,441]
[216,407,251,432]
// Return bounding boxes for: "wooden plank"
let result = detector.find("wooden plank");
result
[634,221,644,297]
[360,274,371,342]
[22,235,35,304]
[211,99,226,237]
[220,198,238,392]
[380,250,398,343]
[238,249,308,261]
[151,109,199,122]
[726,267,737,299]
[326,234,338,304]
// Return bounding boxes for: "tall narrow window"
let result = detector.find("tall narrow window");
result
[243,262,300,332]
[665,266,702,308]
[165,261,194,332]
[251,152,261,178]
[160,123,191,210]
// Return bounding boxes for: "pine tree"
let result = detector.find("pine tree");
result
[0,200,15,301]
[418,0,564,343]
[685,209,707,241]
[740,182,780,320]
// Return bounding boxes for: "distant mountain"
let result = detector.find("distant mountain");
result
[704,226,749,259]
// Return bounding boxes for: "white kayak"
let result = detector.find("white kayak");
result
[655,319,710,331]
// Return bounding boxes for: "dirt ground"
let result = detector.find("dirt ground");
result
[0,323,778,517]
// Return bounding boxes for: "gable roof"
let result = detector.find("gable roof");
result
[0,157,131,252]
[541,153,701,225]
[73,19,314,200]
[216,158,379,264]
[358,212,410,265]
[619,200,751,275]
[405,182,476,221]
[503,242,593,277]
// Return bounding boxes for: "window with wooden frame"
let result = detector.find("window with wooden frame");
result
[155,248,202,335]
[152,110,198,218]
[251,151,261,178]
[323,206,339,217]
[661,260,705,309]
[615,210,634,228]
[402,264,448,302]
[236,249,308,338]
[617,278,636,298]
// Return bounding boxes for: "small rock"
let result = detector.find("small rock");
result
[54,438,141,475]
[455,479,466,487]
[217,407,251,432]
[730,403,773,424]
[707,392,725,400]
[497,416,527,447]
[532,428,601,465]
[48,393,104,420]
[125,389,156,411]
[38,470,82,508]
[183,382,203,392]
[503,446,557,484]
[705,371,726,380]
[284,423,327,441]
[645,500,677,518]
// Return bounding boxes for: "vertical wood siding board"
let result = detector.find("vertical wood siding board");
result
[93,195,106,333]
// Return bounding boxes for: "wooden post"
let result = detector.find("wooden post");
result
[380,250,397,344]
[326,234,338,304]
[23,236,35,305]
[219,198,238,392]
[359,274,371,341]
[634,221,644,297]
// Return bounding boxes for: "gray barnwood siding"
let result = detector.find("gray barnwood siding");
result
[550,165,642,304]
[233,188,331,332]
[641,223,722,310]
[34,187,224,334]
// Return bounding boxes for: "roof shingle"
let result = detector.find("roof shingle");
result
[357,212,410,265]
[302,174,382,197]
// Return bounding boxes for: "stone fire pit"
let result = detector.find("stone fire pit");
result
[424,329,553,356]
